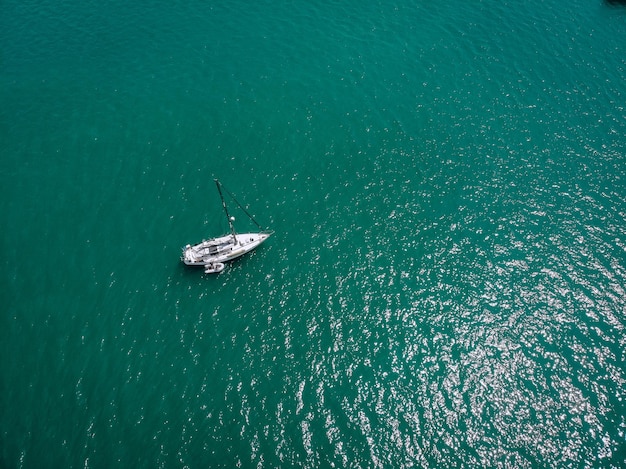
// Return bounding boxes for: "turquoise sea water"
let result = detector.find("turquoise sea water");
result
[2,0,625,467]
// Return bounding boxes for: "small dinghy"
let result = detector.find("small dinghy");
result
[204,262,225,274]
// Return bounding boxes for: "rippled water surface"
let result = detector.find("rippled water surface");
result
[1,0,625,467]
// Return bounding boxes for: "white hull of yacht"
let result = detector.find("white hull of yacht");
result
[182,232,272,266]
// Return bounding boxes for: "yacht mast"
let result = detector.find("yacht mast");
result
[215,179,237,243]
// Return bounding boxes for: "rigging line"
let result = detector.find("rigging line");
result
[220,182,264,230]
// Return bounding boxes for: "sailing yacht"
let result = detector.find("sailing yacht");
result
[182,179,273,270]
